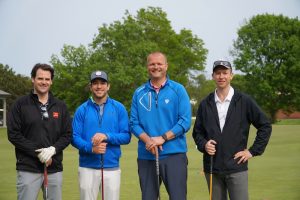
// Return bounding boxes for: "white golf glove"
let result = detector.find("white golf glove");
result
[35,146,56,163]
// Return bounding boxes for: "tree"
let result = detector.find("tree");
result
[231,74,248,92]
[51,45,93,113]
[186,74,215,116]
[51,7,207,113]
[231,14,300,122]
[0,64,31,112]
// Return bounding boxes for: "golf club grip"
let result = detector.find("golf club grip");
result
[44,164,48,186]
[155,147,160,200]
[155,148,159,176]
[44,164,48,199]
[101,154,104,200]
[210,155,213,200]
[210,155,213,172]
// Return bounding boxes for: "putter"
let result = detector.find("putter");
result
[155,147,160,200]
[209,155,213,200]
[101,154,104,200]
[44,164,48,200]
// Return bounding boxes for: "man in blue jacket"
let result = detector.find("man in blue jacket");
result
[72,70,131,200]
[193,60,272,200]
[130,52,191,200]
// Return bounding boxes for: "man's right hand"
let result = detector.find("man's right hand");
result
[92,142,107,154]
[205,140,217,155]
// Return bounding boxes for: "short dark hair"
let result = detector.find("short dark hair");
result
[31,63,54,80]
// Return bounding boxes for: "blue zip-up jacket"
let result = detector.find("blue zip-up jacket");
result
[130,78,191,160]
[72,97,131,169]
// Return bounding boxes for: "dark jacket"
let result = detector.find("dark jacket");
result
[7,91,72,173]
[192,89,271,175]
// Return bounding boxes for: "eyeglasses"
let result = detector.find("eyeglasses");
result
[40,104,49,120]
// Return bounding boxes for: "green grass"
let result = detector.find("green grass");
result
[274,119,300,125]
[1,124,300,200]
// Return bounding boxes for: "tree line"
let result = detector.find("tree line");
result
[1,7,299,123]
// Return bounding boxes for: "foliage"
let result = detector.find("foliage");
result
[231,73,248,92]
[0,64,31,112]
[186,74,215,116]
[51,45,92,113]
[231,14,300,122]
[51,7,207,113]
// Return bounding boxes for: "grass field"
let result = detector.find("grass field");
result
[1,123,300,200]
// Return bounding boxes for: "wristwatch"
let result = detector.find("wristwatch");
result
[162,134,168,141]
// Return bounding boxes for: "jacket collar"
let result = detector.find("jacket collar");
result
[30,90,54,105]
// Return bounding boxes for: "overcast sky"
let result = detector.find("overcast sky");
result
[0,0,299,77]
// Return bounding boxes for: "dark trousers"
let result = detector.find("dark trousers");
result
[137,153,188,200]
[205,171,248,200]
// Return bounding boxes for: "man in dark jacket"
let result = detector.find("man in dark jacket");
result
[192,60,272,200]
[7,63,72,200]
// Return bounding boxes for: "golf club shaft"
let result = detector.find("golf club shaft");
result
[101,154,104,200]
[209,155,213,200]
[155,147,160,200]
[44,164,48,200]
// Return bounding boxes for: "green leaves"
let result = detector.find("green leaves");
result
[51,7,207,113]
[0,64,31,112]
[232,14,300,121]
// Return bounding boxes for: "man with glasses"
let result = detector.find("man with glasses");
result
[192,60,272,200]
[7,63,72,200]
[72,70,131,200]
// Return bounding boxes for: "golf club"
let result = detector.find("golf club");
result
[44,164,48,200]
[101,154,104,200]
[155,147,160,200]
[209,155,213,200]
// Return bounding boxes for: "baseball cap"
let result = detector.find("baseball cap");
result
[213,60,232,71]
[90,71,108,82]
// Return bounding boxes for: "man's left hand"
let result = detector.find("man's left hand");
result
[234,149,253,164]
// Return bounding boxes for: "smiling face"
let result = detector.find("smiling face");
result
[212,66,233,90]
[90,79,110,103]
[147,52,168,81]
[32,68,52,96]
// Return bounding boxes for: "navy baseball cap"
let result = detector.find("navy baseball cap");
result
[213,60,232,71]
[90,71,108,82]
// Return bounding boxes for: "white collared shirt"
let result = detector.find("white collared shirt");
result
[214,86,234,132]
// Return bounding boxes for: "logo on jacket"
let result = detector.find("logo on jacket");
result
[53,112,59,119]
[165,99,170,104]
[139,92,152,111]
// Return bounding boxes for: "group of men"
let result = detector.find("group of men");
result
[7,51,271,200]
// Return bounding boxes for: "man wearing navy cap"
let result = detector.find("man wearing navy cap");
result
[193,60,272,200]
[72,70,131,200]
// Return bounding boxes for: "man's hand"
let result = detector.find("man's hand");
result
[151,136,165,151]
[92,133,107,145]
[35,146,56,163]
[92,142,107,154]
[45,158,52,167]
[145,138,156,155]
[205,140,217,155]
[234,149,253,164]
